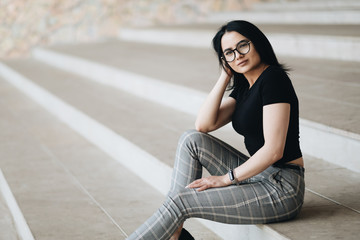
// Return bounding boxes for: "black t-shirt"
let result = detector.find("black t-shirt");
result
[229,65,302,165]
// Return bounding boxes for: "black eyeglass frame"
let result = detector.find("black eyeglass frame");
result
[222,40,252,63]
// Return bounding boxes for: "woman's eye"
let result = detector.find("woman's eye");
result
[224,51,233,56]
[238,44,247,49]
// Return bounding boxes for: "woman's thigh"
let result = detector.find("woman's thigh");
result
[176,130,249,175]
[170,130,250,194]
[171,169,304,225]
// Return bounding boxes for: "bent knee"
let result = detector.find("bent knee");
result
[167,189,195,217]
[180,129,199,139]
[179,129,207,146]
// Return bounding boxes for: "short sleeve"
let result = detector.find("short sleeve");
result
[261,68,292,106]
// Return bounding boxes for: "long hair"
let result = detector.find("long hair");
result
[212,20,289,90]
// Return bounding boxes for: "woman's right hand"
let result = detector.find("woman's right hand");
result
[221,63,233,81]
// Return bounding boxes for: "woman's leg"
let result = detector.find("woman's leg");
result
[127,130,248,240]
[168,130,250,196]
[127,130,305,240]
[127,168,304,240]
[168,130,251,239]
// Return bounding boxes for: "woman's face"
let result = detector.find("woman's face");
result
[221,31,262,75]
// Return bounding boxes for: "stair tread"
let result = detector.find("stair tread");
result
[205,9,360,25]
[137,23,360,37]
[271,203,360,240]
[0,78,128,239]
[41,40,360,135]
[251,0,360,11]
[0,186,18,240]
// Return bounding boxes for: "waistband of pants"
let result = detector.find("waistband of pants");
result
[275,163,305,172]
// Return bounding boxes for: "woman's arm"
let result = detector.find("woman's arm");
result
[231,103,290,182]
[195,69,236,133]
[187,102,290,191]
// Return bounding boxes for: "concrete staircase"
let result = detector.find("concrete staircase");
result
[0,0,359,239]
[207,0,360,25]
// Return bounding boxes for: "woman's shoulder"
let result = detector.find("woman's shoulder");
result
[260,65,295,104]
[263,65,288,78]
[259,65,293,92]
[260,65,290,85]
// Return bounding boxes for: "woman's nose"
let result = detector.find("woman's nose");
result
[234,49,244,60]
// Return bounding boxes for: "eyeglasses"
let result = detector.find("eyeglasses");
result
[222,40,252,63]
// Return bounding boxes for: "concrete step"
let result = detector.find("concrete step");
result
[0,169,22,240]
[0,56,359,239]
[118,24,360,62]
[252,0,360,11]
[206,10,360,25]
[0,77,129,239]
[205,0,360,26]
[145,23,360,37]
[29,41,360,172]
[32,41,360,133]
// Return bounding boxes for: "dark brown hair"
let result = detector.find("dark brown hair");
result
[212,20,289,90]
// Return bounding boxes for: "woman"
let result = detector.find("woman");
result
[127,20,305,240]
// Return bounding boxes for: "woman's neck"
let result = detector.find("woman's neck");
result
[244,63,269,88]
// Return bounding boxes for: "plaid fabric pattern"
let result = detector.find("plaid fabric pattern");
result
[127,130,305,240]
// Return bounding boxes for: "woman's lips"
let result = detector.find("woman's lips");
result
[237,60,248,66]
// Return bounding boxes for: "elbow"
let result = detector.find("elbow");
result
[195,124,208,133]
[270,148,284,163]
[195,121,209,133]
[264,144,284,163]
[272,151,283,162]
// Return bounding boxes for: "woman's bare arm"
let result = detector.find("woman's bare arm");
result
[195,69,236,133]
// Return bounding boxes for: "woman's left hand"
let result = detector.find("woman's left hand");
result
[186,175,229,192]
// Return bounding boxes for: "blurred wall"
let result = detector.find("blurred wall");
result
[0,0,262,59]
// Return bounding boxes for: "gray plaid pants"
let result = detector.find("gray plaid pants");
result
[127,130,305,240]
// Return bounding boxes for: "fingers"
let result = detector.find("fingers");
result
[186,179,202,189]
[196,185,208,192]
[186,178,209,192]
[185,176,228,192]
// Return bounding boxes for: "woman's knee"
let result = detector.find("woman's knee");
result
[178,129,207,148]
[167,189,193,219]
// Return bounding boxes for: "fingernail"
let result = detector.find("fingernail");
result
[185,185,189,189]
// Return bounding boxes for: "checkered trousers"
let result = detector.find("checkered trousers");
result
[127,130,305,240]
